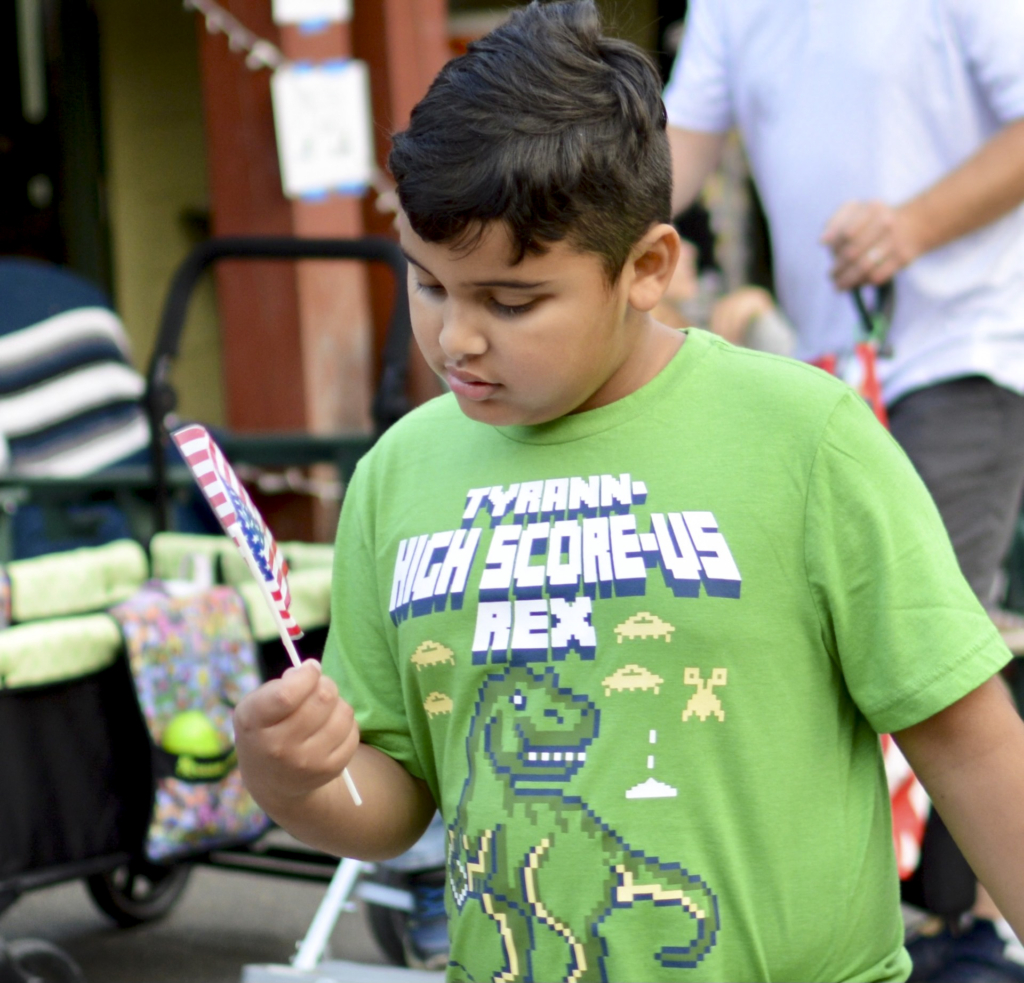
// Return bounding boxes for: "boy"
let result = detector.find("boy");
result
[234,2,1024,979]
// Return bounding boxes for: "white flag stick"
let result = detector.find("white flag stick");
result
[237,538,363,807]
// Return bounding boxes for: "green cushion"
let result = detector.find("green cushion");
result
[2,533,334,663]
[0,614,123,688]
[277,541,334,571]
[149,531,233,581]
[151,532,334,585]
[7,540,149,622]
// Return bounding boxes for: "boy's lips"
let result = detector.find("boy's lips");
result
[446,366,499,401]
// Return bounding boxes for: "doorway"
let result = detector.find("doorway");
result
[0,0,111,291]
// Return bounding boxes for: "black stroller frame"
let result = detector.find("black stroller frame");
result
[0,236,435,980]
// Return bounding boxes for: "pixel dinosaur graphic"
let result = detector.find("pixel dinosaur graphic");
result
[682,668,728,723]
[447,666,719,981]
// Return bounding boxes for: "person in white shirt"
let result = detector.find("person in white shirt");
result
[664,2,1024,977]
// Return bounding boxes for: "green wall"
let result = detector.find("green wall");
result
[95,0,225,426]
[91,0,656,432]
[448,0,658,50]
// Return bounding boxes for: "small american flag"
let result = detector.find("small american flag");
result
[171,424,303,640]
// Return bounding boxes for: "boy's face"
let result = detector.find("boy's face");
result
[399,216,650,427]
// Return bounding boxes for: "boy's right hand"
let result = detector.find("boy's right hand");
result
[234,659,360,807]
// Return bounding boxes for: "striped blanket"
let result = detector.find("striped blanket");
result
[0,257,149,477]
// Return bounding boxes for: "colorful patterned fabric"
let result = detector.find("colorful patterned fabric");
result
[110,583,270,862]
[0,567,10,629]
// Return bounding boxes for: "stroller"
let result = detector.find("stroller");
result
[0,238,446,981]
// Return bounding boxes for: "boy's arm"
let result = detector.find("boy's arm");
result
[894,675,1024,934]
[235,660,436,861]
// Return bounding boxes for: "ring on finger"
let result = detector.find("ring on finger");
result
[867,246,884,266]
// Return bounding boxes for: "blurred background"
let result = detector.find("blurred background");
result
[0,0,758,532]
[0,6,767,980]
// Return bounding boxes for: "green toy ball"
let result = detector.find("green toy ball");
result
[161,709,226,758]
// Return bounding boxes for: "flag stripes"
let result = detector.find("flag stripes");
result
[172,424,302,639]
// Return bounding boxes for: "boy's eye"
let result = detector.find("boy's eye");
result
[414,281,446,299]
[490,299,535,318]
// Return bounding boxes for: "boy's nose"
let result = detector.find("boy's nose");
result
[438,309,488,360]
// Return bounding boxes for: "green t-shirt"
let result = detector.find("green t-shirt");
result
[323,329,1009,982]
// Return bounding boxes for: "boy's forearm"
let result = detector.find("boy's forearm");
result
[252,743,437,862]
[895,676,1024,934]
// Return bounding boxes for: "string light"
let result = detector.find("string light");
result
[181,0,395,198]
[182,0,286,71]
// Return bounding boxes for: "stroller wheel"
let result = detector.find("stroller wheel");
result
[86,858,193,927]
[3,938,85,983]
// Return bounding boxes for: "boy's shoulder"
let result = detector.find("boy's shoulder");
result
[681,329,858,427]
[696,329,850,397]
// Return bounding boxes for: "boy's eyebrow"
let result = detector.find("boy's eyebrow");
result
[471,277,550,289]
[400,247,549,290]
[400,247,432,274]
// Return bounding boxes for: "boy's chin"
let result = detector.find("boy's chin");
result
[452,393,557,428]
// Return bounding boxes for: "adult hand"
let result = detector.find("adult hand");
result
[709,286,775,345]
[234,659,360,805]
[821,200,923,291]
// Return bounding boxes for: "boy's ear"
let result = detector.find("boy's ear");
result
[626,224,683,313]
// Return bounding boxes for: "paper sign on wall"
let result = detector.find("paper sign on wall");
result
[271,60,374,199]
[272,0,350,25]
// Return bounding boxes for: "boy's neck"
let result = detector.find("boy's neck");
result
[572,316,684,415]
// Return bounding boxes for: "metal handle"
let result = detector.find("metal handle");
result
[146,235,412,531]
[851,281,894,348]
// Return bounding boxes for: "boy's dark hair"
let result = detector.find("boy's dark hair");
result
[389,0,671,280]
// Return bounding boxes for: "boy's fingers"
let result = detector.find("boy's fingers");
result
[233,659,358,798]
[299,696,360,774]
[317,672,339,702]
[283,658,322,680]
[237,660,324,729]
[261,686,359,787]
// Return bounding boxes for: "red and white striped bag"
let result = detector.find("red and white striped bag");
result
[815,285,929,879]
[881,734,930,879]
